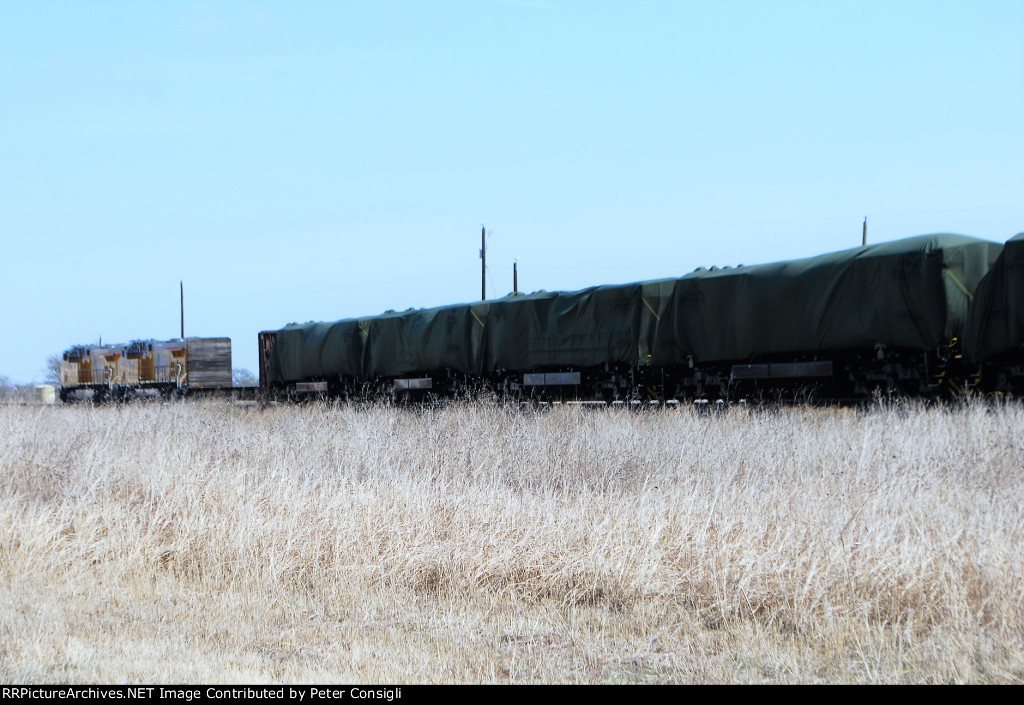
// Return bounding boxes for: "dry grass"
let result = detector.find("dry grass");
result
[1,397,1022,683]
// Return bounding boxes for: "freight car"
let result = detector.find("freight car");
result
[963,232,1024,392]
[59,337,232,402]
[258,233,1006,403]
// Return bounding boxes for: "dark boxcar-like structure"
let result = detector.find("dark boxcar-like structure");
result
[963,232,1024,390]
[651,233,1002,398]
[258,233,1004,402]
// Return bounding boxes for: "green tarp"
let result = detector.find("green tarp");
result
[364,302,490,377]
[266,234,1003,384]
[481,283,673,372]
[269,317,370,383]
[964,233,1024,361]
[650,234,1002,364]
[269,283,672,383]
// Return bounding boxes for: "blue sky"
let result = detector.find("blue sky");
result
[1,0,1022,382]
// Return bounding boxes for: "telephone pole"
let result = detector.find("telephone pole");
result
[481,226,486,301]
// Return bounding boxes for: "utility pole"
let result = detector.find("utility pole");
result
[862,217,867,247]
[481,226,486,301]
[513,260,518,294]
[180,280,185,339]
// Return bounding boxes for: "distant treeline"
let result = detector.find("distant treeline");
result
[0,378,41,403]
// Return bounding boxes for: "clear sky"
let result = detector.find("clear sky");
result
[1,0,1022,382]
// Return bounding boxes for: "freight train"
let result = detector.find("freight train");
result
[59,232,1024,404]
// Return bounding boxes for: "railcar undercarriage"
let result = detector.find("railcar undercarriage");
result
[258,343,971,406]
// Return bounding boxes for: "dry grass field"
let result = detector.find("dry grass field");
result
[1,398,1022,683]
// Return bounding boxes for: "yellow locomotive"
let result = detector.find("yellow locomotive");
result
[60,338,231,402]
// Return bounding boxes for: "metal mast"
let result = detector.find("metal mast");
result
[481,226,486,301]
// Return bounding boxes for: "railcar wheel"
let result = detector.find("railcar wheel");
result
[996,369,1012,392]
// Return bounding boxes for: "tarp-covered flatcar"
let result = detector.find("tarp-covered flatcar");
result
[261,233,1004,393]
[650,234,1001,365]
[963,232,1024,362]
